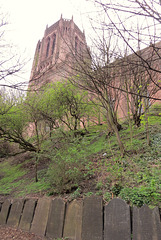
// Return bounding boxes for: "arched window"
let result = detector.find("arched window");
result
[52,34,56,55]
[75,36,78,55]
[46,38,50,58]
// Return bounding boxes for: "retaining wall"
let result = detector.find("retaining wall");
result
[0,196,161,239]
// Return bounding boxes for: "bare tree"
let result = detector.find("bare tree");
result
[0,14,26,90]
[66,30,125,156]
[119,48,160,126]
[91,0,161,80]
[85,1,161,126]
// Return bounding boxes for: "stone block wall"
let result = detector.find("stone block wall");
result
[0,196,161,239]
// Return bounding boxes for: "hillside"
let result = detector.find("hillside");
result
[0,105,161,208]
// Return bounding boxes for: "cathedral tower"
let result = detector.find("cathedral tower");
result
[29,15,88,90]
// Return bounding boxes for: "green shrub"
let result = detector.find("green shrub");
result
[103,192,111,202]
[69,187,81,200]
[95,181,104,190]
[111,183,123,196]
[119,185,161,207]
[47,154,83,194]
[85,192,94,197]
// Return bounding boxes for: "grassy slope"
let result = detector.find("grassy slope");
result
[1,106,161,207]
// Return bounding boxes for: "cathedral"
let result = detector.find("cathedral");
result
[28,15,88,91]
[28,16,161,121]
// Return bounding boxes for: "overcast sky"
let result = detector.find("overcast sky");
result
[1,0,161,90]
[0,0,96,87]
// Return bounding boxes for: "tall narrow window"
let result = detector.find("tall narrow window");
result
[80,41,83,59]
[75,36,78,55]
[46,38,50,58]
[52,34,56,55]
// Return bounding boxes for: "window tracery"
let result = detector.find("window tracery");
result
[46,38,50,58]
[52,34,56,55]
[75,36,78,55]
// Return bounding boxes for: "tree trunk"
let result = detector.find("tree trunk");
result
[143,98,150,146]
[125,80,133,144]
[107,104,125,157]
[35,156,38,183]
[133,112,141,127]
[113,113,122,131]
[34,120,40,182]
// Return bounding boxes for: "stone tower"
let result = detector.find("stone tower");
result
[29,15,88,90]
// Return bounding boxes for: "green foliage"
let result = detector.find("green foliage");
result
[0,161,27,195]
[103,192,111,202]
[151,133,161,151]
[69,187,81,200]
[0,103,28,134]
[95,181,104,190]
[111,183,123,196]
[149,103,161,115]
[85,192,94,197]
[1,98,161,206]
[17,177,51,197]
[38,81,94,132]
[44,115,161,205]
[0,92,38,153]
[119,185,161,207]
[47,151,84,194]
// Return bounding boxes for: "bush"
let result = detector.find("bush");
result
[111,183,123,196]
[47,154,84,194]
[119,185,161,207]
[103,192,111,202]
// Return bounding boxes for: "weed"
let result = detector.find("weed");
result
[103,192,111,202]
[95,181,104,190]
[119,185,161,207]
[111,183,123,196]
[69,187,81,200]
[85,192,94,197]
[96,190,103,196]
